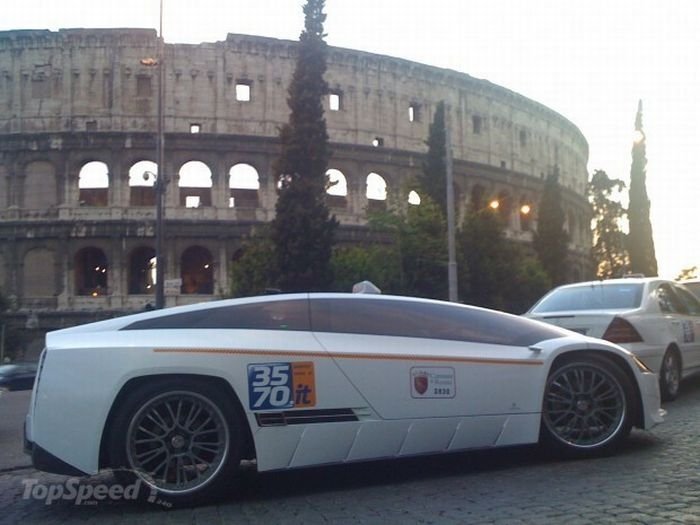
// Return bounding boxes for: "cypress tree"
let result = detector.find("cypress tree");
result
[270,0,338,291]
[419,101,447,215]
[627,100,658,276]
[533,167,569,285]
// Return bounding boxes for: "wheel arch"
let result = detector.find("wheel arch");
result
[548,349,644,429]
[98,373,256,469]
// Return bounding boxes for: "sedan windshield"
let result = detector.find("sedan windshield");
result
[531,283,644,313]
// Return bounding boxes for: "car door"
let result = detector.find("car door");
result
[671,284,700,370]
[310,297,546,421]
[656,283,699,369]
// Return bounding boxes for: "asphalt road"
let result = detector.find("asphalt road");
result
[0,389,31,471]
[1,378,700,523]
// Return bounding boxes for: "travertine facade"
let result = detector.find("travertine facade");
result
[0,28,592,336]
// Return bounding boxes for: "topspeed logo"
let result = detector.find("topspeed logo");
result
[247,362,316,410]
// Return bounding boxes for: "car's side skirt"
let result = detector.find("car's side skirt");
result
[252,413,541,471]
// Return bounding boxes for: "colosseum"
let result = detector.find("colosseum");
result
[0,28,592,352]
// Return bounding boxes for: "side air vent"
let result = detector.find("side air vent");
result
[256,408,358,427]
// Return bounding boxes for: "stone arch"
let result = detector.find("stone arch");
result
[408,190,421,206]
[74,246,109,296]
[519,196,533,231]
[470,184,485,211]
[326,168,347,209]
[0,252,5,291]
[128,160,158,207]
[24,161,57,210]
[0,164,8,209]
[128,246,156,294]
[23,248,55,297]
[366,172,387,213]
[228,163,260,208]
[567,210,577,243]
[180,245,213,294]
[78,161,109,207]
[496,190,512,224]
[178,161,212,208]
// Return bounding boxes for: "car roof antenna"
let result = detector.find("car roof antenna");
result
[352,281,381,294]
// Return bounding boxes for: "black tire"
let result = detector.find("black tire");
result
[540,354,635,457]
[659,348,681,402]
[107,377,245,506]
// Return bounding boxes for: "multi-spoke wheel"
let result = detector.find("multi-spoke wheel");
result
[659,348,681,402]
[108,378,245,505]
[541,354,634,456]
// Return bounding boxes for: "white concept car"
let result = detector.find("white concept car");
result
[25,293,664,504]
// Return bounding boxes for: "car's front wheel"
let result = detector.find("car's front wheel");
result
[107,378,245,506]
[540,354,634,457]
[659,348,681,402]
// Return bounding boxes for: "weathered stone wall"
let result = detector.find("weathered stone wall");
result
[0,28,592,328]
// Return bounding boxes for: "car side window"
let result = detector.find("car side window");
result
[122,299,310,330]
[310,298,565,346]
[674,285,700,316]
[657,284,688,315]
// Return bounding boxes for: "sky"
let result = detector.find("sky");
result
[2,0,700,278]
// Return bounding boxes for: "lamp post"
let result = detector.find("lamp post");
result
[444,104,458,302]
[140,1,166,309]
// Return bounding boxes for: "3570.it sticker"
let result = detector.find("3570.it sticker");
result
[247,362,316,410]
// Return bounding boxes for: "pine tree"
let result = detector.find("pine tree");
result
[419,101,447,215]
[533,167,569,285]
[270,0,338,292]
[588,169,629,279]
[627,100,658,276]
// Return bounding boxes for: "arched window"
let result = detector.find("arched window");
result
[470,184,485,211]
[178,161,212,208]
[128,246,156,294]
[129,160,158,207]
[74,247,108,296]
[568,211,577,243]
[366,172,387,213]
[519,198,533,231]
[181,246,213,294]
[24,161,57,210]
[497,190,512,224]
[326,168,347,208]
[228,163,260,208]
[78,161,109,207]
[408,190,421,206]
[0,164,8,209]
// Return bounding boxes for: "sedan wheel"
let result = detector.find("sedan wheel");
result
[541,355,633,456]
[659,350,681,402]
[108,378,244,505]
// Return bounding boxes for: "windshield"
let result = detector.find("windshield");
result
[531,283,644,313]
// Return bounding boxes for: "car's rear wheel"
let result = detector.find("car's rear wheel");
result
[107,378,244,506]
[659,348,681,402]
[540,354,634,456]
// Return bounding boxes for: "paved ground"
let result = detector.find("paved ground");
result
[1,378,700,523]
[0,389,32,471]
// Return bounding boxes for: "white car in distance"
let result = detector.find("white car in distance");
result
[526,277,700,401]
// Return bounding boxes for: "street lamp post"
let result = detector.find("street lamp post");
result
[444,104,458,302]
[154,10,165,309]
[141,1,167,309]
